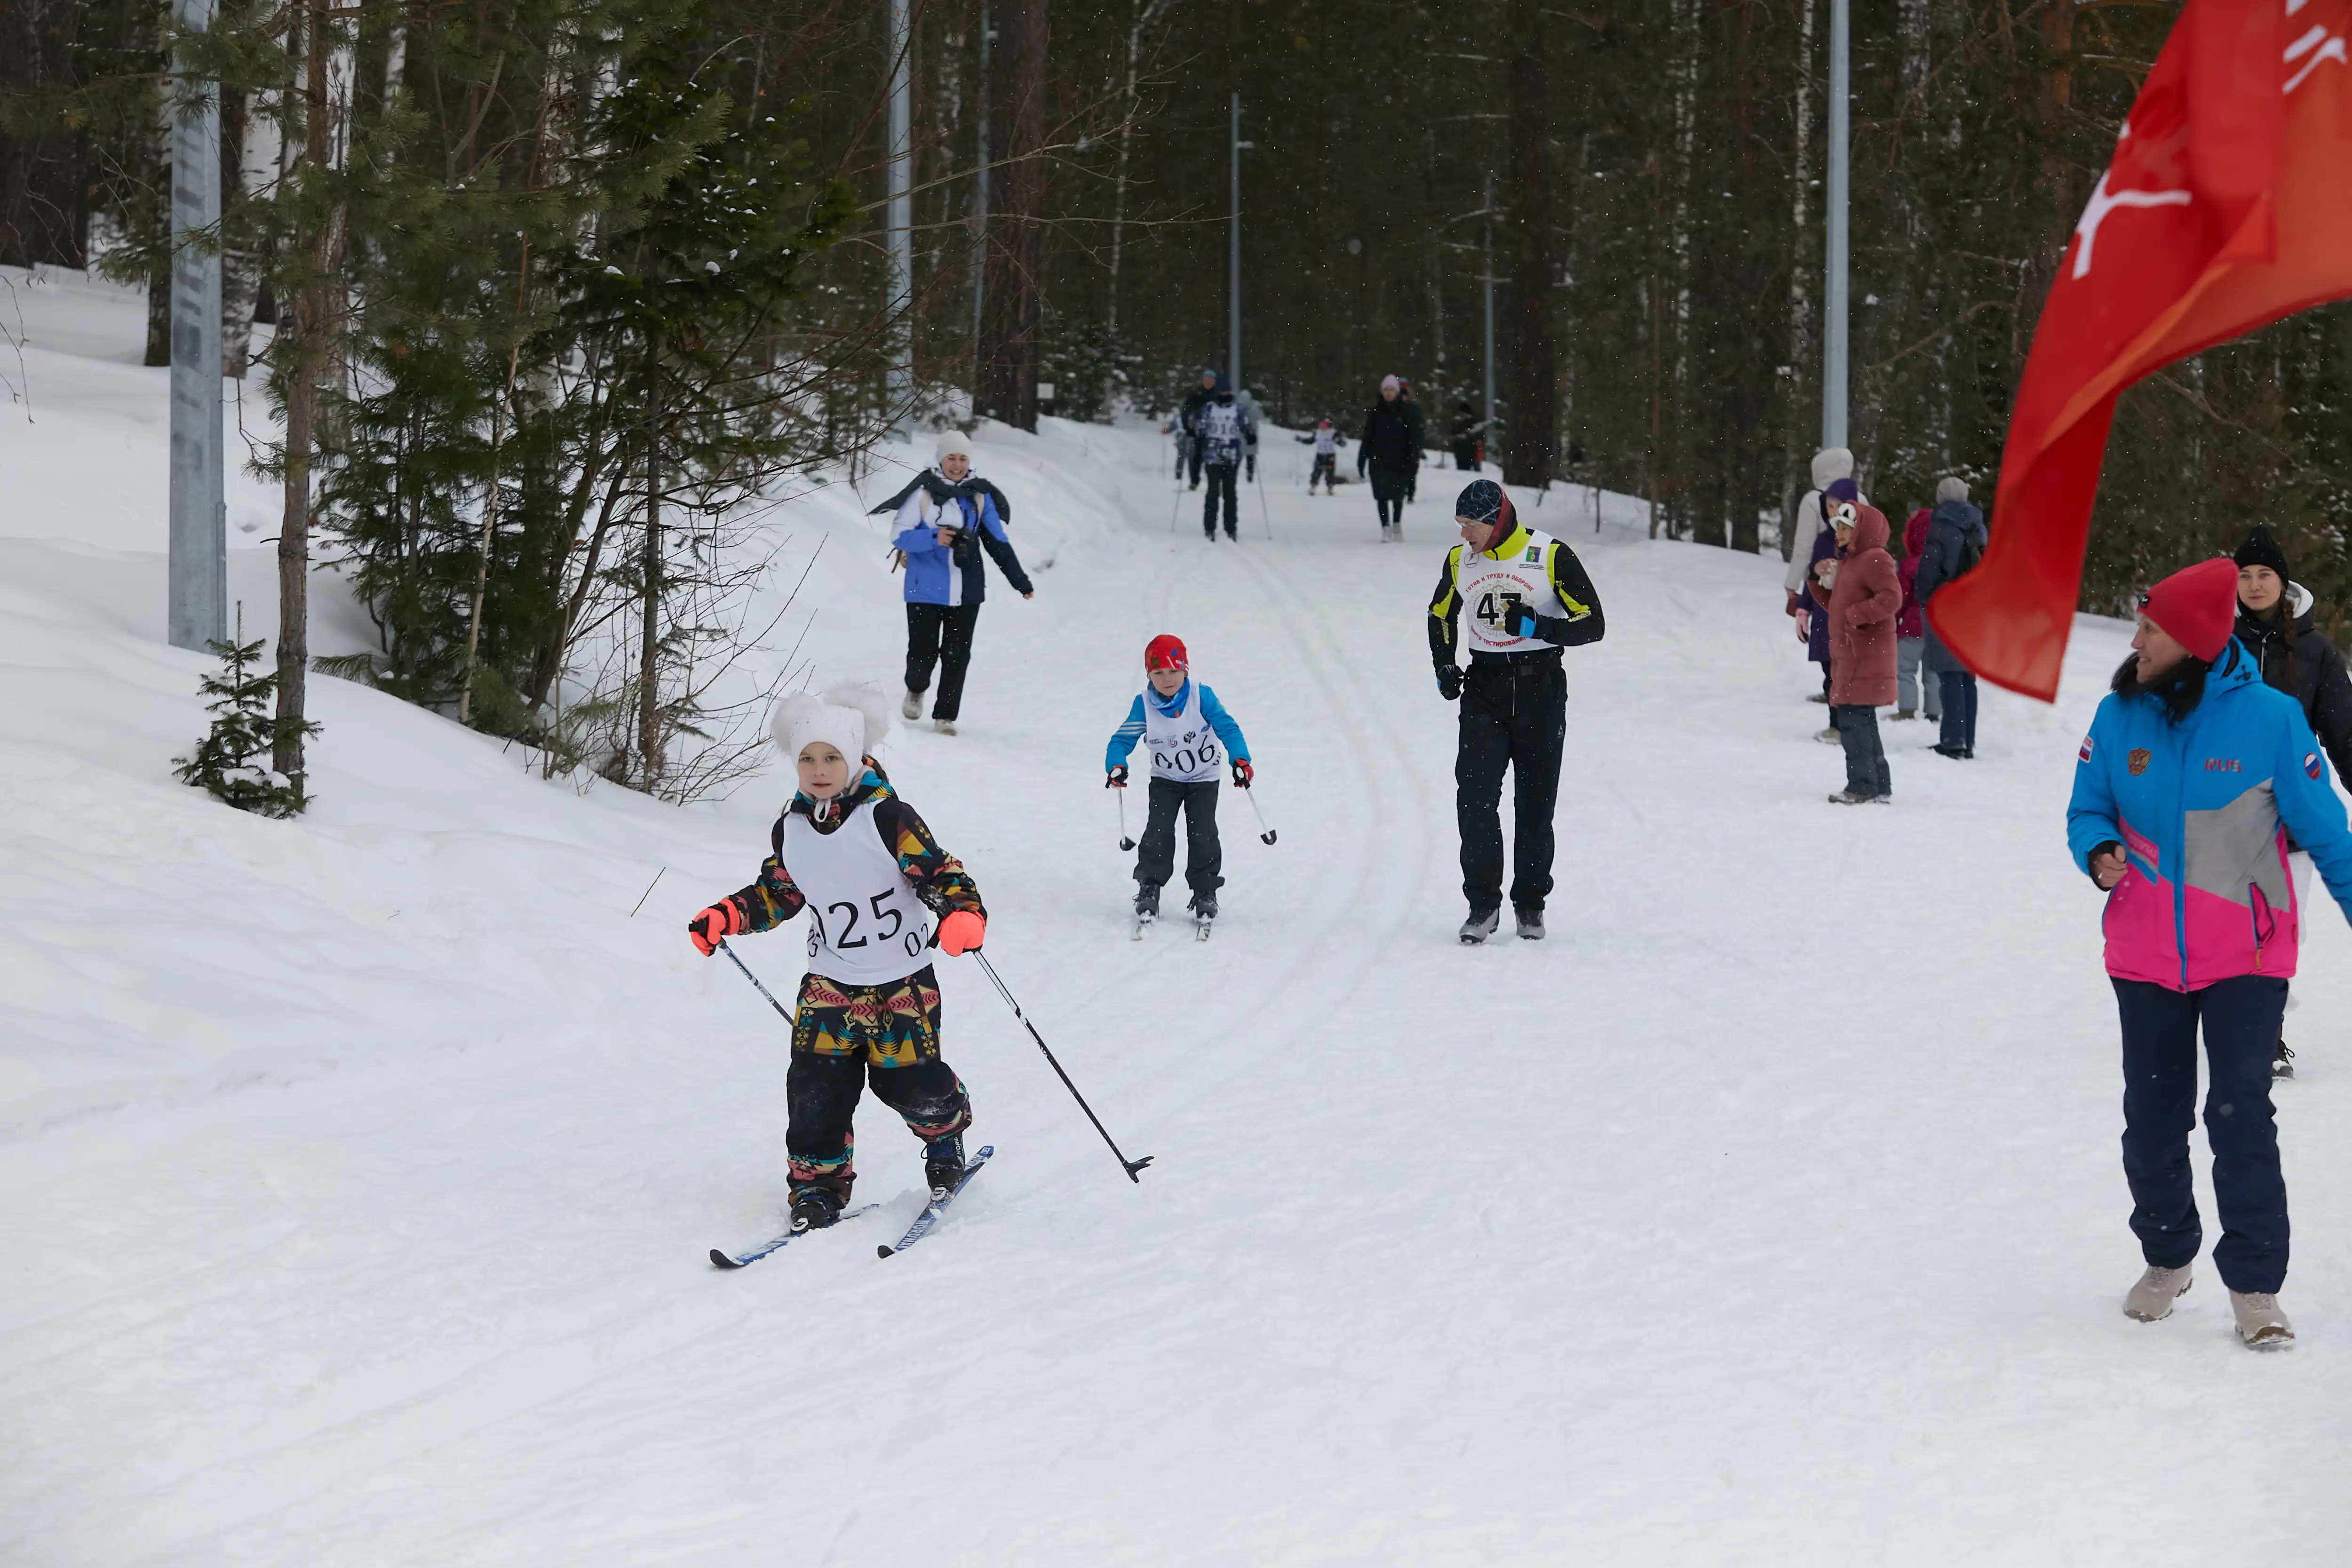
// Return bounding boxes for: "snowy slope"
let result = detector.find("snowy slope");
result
[7,266,2352,1566]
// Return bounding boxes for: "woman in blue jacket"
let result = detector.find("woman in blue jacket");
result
[882,432,1033,734]
[2068,557,2352,1349]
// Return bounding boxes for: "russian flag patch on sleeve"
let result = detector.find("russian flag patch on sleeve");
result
[2307,751,2323,781]
[2079,735,2095,764]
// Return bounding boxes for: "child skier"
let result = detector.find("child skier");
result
[1296,418,1345,494]
[1104,635,1254,938]
[687,685,987,1231]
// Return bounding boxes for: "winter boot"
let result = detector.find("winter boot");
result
[923,1132,968,1196]
[2273,1040,2296,1080]
[1932,744,1966,759]
[1893,708,1916,721]
[1458,906,1501,945]
[790,1186,845,1232]
[1134,882,1161,922]
[934,718,957,736]
[2122,1262,2193,1321]
[1514,906,1545,941]
[2230,1290,2295,1349]
[1814,726,1841,745]
[1827,790,1876,805]
[1807,692,1830,705]
[902,690,923,721]
[1188,891,1219,921]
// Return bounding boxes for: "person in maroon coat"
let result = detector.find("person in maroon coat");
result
[1810,500,1901,803]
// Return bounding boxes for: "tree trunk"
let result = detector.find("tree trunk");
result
[638,357,663,785]
[976,0,1045,432]
[0,0,89,269]
[1501,0,1553,490]
[1778,0,1818,560]
[273,0,333,784]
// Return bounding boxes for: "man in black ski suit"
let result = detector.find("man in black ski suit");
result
[1429,478,1605,944]
[1179,369,1217,490]
[1358,374,1423,542]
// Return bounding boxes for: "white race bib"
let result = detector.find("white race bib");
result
[781,801,936,985]
[1143,682,1224,784]
[1457,529,1572,654]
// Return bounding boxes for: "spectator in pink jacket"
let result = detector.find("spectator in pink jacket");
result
[1893,506,1940,723]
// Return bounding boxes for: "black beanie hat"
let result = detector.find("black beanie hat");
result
[1456,478,1510,528]
[2234,525,2292,585]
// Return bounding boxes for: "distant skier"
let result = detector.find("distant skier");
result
[1179,368,1218,490]
[1236,385,1264,483]
[1359,374,1420,542]
[1429,479,1605,943]
[2069,558,2352,1350]
[880,431,1034,735]
[1196,376,1252,541]
[686,686,986,1233]
[1298,418,1345,494]
[1104,634,1254,938]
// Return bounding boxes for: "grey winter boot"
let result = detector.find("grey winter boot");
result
[1458,907,1501,945]
[1514,906,1545,941]
[902,690,922,721]
[934,718,957,736]
[2230,1290,2295,1350]
[2123,1263,2193,1321]
[1814,726,1841,744]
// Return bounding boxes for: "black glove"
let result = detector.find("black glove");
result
[1435,664,1463,701]
[1106,763,1129,788]
[1502,605,1542,640]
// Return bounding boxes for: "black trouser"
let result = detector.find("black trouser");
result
[1310,453,1336,492]
[1186,439,1203,486]
[904,602,981,721]
[1832,702,1890,797]
[1456,654,1566,913]
[1202,463,1240,537]
[1136,776,1223,896]
[2114,975,2288,1292]
[1370,467,1409,527]
[786,1053,969,1202]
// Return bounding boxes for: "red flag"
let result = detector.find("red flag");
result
[1930,0,2352,701]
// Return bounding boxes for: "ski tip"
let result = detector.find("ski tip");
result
[876,1244,896,1259]
[710,1249,744,1269]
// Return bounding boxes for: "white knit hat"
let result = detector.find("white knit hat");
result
[1810,446,1855,488]
[771,683,893,764]
[935,430,973,465]
[1935,475,1971,505]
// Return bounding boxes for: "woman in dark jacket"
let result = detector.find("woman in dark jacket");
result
[2233,524,2352,1079]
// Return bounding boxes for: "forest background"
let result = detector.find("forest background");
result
[6,0,2351,780]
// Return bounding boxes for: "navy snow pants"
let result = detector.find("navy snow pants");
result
[2113,975,2290,1293]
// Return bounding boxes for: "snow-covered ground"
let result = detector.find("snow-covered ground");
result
[7,265,2352,1565]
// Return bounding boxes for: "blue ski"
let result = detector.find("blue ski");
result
[710,1203,879,1269]
[877,1146,994,1258]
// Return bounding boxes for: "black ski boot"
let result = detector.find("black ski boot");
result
[789,1186,844,1232]
[1135,882,1161,921]
[2274,1040,2296,1080]
[923,1132,968,1196]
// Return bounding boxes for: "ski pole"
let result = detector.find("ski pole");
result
[1256,471,1273,541]
[970,952,1152,1183]
[717,937,793,1022]
[1244,786,1278,845]
[1116,786,1136,851]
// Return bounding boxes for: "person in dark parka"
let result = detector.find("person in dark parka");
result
[2233,524,2352,1078]
[1916,476,1988,757]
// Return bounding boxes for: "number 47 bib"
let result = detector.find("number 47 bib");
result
[1457,528,1569,654]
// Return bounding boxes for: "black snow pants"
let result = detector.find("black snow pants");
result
[2114,974,2290,1293]
[1136,776,1223,896]
[1456,651,1567,914]
[784,964,971,1201]
[1310,453,1337,493]
[1369,464,1410,529]
[904,602,982,722]
[1202,463,1240,538]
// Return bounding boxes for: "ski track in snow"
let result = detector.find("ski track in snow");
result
[6,269,2352,1564]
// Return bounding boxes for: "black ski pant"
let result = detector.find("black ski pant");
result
[1202,463,1240,537]
[1456,653,1566,914]
[1136,776,1223,896]
[1369,466,1410,529]
[2114,975,2289,1292]
[787,1053,969,1202]
[1186,439,1203,487]
[1310,453,1336,492]
[1832,703,1890,797]
[904,601,981,722]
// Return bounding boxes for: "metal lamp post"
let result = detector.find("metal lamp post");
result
[167,0,225,651]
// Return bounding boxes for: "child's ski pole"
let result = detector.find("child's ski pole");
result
[1244,786,1278,845]
[1256,471,1273,541]
[1116,786,1136,851]
[969,952,1152,1183]
[716,938,793,1022]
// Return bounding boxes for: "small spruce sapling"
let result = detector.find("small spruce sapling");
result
[174,604,321,818]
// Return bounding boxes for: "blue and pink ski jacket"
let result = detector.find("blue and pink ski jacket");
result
[2069,643,2352,991]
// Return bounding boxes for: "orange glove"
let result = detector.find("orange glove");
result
[688,899,746,956]
[937,909,985,956]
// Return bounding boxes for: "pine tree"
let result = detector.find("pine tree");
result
[174,605,320,818]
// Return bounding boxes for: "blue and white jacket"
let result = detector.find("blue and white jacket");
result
[1104,680,1251,772]
[891,472,1033,607]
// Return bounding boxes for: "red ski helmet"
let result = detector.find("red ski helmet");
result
[1144,634,1189,673]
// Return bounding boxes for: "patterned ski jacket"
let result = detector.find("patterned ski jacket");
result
[2067,642,2352,990]
[717,768,984,935]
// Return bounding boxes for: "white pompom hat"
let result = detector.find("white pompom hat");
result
[771,682,894,764]
[935,430,973,465]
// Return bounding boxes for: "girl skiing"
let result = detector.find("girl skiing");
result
[687,685,986,1231]
[1104,635,1254,937]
